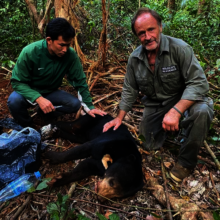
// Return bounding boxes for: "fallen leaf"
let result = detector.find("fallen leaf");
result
[163,162,172,169]
[105,210,113,219]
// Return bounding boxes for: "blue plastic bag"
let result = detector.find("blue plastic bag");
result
[0,118,41,189]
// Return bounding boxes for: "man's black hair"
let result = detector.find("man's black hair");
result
[46,18,75,41]
[131,8,162,35]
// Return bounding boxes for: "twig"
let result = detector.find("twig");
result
[161,157,173,220]
[31,193,146,219]
[93,91,120,104]
[209,82,220,90]
[67,182,76,198]
[204,140,220,170]
[210,172,220,202]
[60,182,76,220]
[1,66,12,73]
[108,30,131,44]
[197,155,216,167]
[111,55,126,72]
[30,192,219,213]
[6,204,20,216]
[122,121,138,132]
[89,72,101,91]
[75,205,94,219]
[11,169,47,220]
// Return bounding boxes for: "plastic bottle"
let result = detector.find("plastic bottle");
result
[0,171,41,202]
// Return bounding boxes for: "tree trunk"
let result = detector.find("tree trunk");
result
[167,0,175,14]
[24,0,41,24]
[38,0,55,36]
[197,0,210,15]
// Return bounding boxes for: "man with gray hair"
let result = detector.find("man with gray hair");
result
[103,8,213,182]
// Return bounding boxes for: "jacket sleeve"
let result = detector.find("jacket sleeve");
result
[179,46,209,101]
[67,54,94,110]
[11,48,41,103]
[119,57,139,112]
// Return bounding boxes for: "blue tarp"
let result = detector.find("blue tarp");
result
[0,118,42,188]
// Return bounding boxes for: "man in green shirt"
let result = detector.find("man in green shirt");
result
[103,8,213,182]
[8,18,106,127]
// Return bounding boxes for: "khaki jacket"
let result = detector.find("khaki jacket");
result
[119,34,209,112]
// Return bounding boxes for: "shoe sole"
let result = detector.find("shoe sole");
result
[170,172,182,182]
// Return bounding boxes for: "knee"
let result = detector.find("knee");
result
[68,98,81,112]
[190,103,213,122]
[7,92,26,109]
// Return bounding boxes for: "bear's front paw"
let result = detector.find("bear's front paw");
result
[47,174,63,187]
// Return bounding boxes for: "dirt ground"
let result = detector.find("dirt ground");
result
[0,66,220,220]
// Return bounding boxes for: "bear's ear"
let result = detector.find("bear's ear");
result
[126,154,136,162]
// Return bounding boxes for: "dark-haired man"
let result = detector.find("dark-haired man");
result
[8,18,106,127]
[103,8,213,182]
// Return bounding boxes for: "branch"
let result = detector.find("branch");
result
[24,0,41,24]
[204,140,220,170]
[38,0,54,36]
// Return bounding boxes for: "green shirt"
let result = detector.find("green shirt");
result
[119,34,209,112]
[11,40,94,110]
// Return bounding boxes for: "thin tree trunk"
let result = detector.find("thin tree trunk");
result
[167,0,175,13]
[24,0,41,24]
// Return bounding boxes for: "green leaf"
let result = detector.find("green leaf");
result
[138,134,146,143]
[36,178,51,190]
[77,214,91,220]
[210,136,220,142]
[51,212,60,220]
[216,59,220,67]
[27,186,35,193]
[199,53,207,64]
[96,212,108,220]
[214,104,220,111]
[109,213,120,220]
[57,193,63,205]
[47,202,59,214]
[213,211,220,220]
[150,212,163,218]
[62,194,69,204]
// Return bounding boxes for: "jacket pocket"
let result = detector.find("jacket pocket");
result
[136,78,154,96]
[160,71,182,94]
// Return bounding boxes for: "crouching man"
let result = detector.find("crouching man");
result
[8,18,105,127]
[103,8,214,182]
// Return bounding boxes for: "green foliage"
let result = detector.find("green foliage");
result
[47,193,74,220]
[163,0,220,63]
[36,178,52,190]
[1,0,220,66]
[213,210,220,220]
[0,0,41,65]
[46,193,121,220]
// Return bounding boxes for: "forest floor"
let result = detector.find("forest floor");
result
[0,60,220,220]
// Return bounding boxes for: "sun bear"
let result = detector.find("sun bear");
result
[43,114,143,199]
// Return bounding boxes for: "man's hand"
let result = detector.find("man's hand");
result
[162,108,181,132]
[87,108,107,117]
[103,117,122,132]
[36,96,55,114]
[102,110,127,132]
[162,99,195,132]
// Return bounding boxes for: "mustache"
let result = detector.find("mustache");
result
[144,38,159,45]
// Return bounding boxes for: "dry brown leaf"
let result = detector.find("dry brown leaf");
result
[146,215,163,220]
[104,210,113,219]
[163,161,172,169]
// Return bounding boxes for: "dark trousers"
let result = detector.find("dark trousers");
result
[139,96,214,168]
[7,90,81,127]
